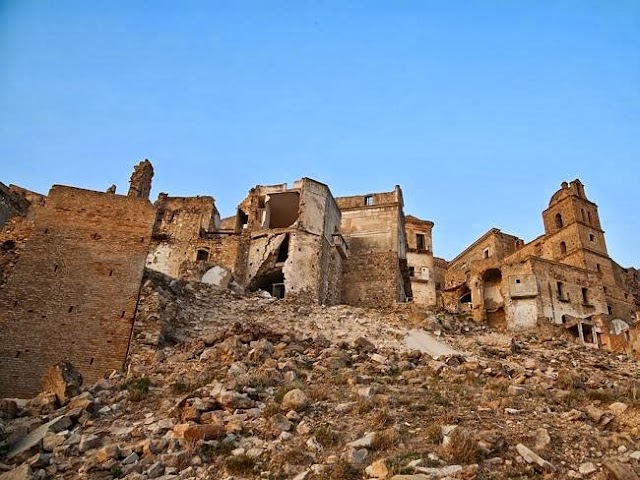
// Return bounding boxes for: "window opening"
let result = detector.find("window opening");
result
[557,282,566,300]
[416,234,425,250]
[560,241,567,254]
[408,267,415,277]
[555,213,563,228]
[196,249,209,262]
[277,236,290,263]
[581,287,589,305]
[364,195,374,206]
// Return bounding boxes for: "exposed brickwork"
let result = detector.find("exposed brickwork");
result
[336,186,410,307]
[0,185,155,398]
[341,251,400,307]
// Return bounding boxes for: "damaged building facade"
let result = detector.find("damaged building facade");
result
[146,178,349,305]
[0,161,156,397]
[441,180,640,356]
[1,161,639,397]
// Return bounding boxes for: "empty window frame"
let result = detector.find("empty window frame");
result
[416,234,425,251]
[196,249,209,262]
[555,213,564,228]
[560,241,567,254]
[364,195,374,206]
[581,287,589,305]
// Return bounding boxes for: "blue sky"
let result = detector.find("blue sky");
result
[1,1,639,266]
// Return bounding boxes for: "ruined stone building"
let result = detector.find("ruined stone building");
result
[441,180,640,355]
[0,161,156,397]
[1,161,639,397]
[335,187,412,307]
[146,178,348,305]
[404,215,447,307]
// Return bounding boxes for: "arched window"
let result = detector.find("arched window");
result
[560,241,567,254]
[555,213,564,228]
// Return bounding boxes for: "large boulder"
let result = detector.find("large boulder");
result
[41,361,83,406]
[201,266,233,288]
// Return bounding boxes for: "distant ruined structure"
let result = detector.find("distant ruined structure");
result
[0,161,638,397]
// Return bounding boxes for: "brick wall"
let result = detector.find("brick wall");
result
[0,186,155,398]
[342,251,399,307]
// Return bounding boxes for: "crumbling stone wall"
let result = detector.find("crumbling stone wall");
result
[0,185,155,398]
[404,215,436,306]
[0,182,30,228]
[336,186,410,307]
[147,195,223,279]
[230,178,344,304]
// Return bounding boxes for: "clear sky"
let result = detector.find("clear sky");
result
[1,1,639,266]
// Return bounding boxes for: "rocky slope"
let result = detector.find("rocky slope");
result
[1,271,640,480]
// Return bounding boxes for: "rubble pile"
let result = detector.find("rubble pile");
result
[1,273,639,479]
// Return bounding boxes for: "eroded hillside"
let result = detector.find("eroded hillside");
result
[1,272,639,480]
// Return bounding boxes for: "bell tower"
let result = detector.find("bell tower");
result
[542,179,612,281]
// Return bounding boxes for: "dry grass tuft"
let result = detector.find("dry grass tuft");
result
[372,427,400,451]
[372,407,392,428]
[443,428,481,464]
[225,454,256,474]
[317,459,361,480]
[315,423,340,447]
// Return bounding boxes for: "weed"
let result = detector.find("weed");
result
[372,407,392,428]
[200,441,233,459]
[444,428,481,464]
[355,398,373,414]
[555,369,585,390]
[317,459,361,480]
[110,465,124,479]
[170,372,216,395]
[262,401,280,418]
[424,422,443,444]
[372,427,400,451]
[225,454,256,474]
[432,391,452,407]
[307,384,330,402]
[125,377,151,402]
[315,423,340,447]
[387,451,422,474]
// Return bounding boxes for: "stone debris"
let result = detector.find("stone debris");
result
[40,361,83,407]
[516,443,555,472]
[0,273,639,479]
